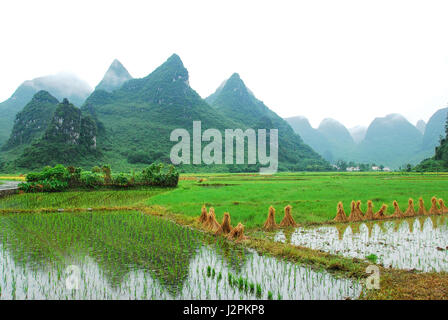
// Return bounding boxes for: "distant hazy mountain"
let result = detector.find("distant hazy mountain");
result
[0,73,92,146]
[349,125,367,144]
[285,116,334,161]
[423,107,448,152]
[286,113,434,168]
[207,74,330,170]
[355,114,428,167]
[317,118,355,161]
[95,59,132,92]
[416,120,426,134]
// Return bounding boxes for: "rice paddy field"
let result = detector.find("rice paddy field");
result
[1,171,448,300]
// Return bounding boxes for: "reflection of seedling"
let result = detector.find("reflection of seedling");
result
[206,266,211,277]
[238,277,244,290]
[249,282,255,293]
[256,284,262,298]
[277,292,282,300]
[366,254,378,264]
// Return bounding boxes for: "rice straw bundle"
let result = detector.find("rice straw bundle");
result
[373,204,388,220]
[438,199,448,214]
[199,204,208,224]
[429,196,441,215]
[417,197,428,215]
[348,200,363,222]
[404,199,415,217]
[390,200,404,218]
[227,223,247,241]
[280,205,297,227]
[364,200,374,220]
[334,202,348,222]
[221,212,233,234]
[263,206,278,231]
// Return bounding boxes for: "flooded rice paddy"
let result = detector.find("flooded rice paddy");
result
[276,216,448,272]
[0,211,361,300]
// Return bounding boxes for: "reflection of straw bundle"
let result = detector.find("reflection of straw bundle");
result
[227,223,246,241]
[390,200,404,218]
[364,200,374,220]
[334,202,348,222]
[263,206,278,231]
[366,222,374,237]
[348,200,363,222]
[404,199,415,217]
[439,199,448,214]
[373,204,387,220]
[221,212,233,234]
[429,196,441,215]
[336,224,347,240]
[417,197,428,215]
[280,205,297,227]
[199,205,208,224]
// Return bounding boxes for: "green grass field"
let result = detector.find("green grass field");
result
[146,172,448,228]
[3,172,447,229]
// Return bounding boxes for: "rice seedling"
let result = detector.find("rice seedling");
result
[0,211,361,300]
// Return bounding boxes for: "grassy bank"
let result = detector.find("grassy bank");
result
[146,172,448,229]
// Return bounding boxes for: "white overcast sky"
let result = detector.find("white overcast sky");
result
[2,0,448,128]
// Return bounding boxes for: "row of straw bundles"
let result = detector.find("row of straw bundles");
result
[199,205,246,240]
[334,197,448,222]
[263,205,297,231]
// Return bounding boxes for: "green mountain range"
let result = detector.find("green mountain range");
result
[80,55,330,172]
[15,98,99,168]
[0,55,330,172]
[2,91,59,151]
[2,54,446,172]
[206,75,330,171]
